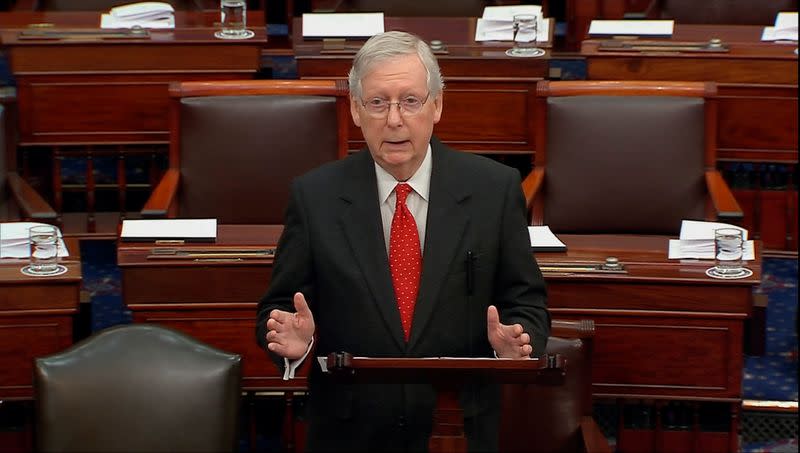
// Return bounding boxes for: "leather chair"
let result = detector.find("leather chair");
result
[141,79,350,223]
[0,91,56,222]
[500,320,611,453]
[523,80,742,235]
[635,0,797,24]
[34,323,242,453]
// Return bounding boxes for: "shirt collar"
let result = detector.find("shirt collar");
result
[376,144,432,204]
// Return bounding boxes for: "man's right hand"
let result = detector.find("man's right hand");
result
[266,292,315,360]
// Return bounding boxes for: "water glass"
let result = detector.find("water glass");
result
[215,0,254,40]
[28,225,59,275]
[506,14,545,58]
[712,228,746,277]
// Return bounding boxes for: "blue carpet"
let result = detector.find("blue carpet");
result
[744,258,798,402]
[746,439,799,453]
[78,240,129,331]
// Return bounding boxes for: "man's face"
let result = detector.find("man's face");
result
[350,53,443,181]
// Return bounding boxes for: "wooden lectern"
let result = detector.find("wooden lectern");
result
[325,353,566,452]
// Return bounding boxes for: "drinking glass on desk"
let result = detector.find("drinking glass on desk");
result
[707,227,750,279]
[25,225,59,275]
[214,0,255,40]
[505,14,545,58]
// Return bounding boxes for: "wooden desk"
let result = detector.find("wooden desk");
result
[0,11,271,236]
[294,16,552,157]
[118,227,759,452]
[117,224,290,390]
[118,226,759,397]
[581,24,798,253]
[537,234,760,400]
[0,237,81,400]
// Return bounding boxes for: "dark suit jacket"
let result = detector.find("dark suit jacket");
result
[256,137,549,452]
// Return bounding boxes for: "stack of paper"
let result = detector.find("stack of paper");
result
[0,222,69,259]
[475,5,549,42]
[761,12,798,41]
[667,220,755,260]
[528,225,566,252]
[101,2,175,29]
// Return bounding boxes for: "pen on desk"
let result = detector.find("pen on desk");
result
[466,251,475,295]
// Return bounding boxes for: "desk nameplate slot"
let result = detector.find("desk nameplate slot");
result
[540,257,627,275]
[147,248,275,260]
[599,38,729,53]
[19,28,151,41]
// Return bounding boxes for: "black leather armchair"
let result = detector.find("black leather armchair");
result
[141,79,350,224]
[523,80,742,235]
[34,324,242,453]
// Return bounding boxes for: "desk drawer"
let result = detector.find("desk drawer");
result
[550,312,743,399]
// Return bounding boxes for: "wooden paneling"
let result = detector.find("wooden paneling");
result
[0,259,81,399]
[294,16,548,155]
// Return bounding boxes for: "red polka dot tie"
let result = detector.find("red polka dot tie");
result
[389,183,422,342]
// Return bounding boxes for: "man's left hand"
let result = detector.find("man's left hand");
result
[487,305,532,359]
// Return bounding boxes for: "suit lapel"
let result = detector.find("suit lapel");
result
[409,142,471,349]
[338,151,406,349]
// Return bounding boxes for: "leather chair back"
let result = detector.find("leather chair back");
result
[534,81,715,235]
[500,320,595,453]
[35,324,242,453]
[177,95,341,223]
[163,80,349,224]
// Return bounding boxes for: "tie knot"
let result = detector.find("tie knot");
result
[395,183,412,205]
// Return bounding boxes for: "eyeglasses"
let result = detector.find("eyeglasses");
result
[360,93,430,118]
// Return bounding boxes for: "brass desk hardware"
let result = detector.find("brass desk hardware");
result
[19,27,151,40]
[540,257,627,274]
[147,248,275,260]
[599,38,729,53]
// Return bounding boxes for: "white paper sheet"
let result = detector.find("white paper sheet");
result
[668,239,755,260]
[120,218,217,241]
[588,20,674,36]
[475,15,549,42]
[101,13,174,29]
[762,13,798,41]
[301,13,384,38]
[667,220,753,260]
[0,222,69,258]
[528,226,566,251]
[679,220,748,241]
